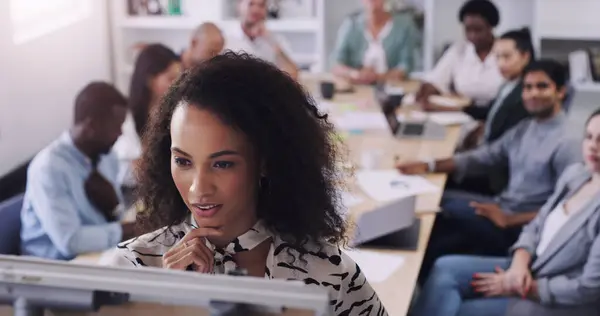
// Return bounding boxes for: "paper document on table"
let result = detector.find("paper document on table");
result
[428,95,463,108]
[384,85,405,95]
[356,170,439,202]
[428,112,473,126]
[316,101,333,114]
[395,111,471,126]
[332,112,387,130]
[339,191,365,219]
[343,249,405,283]
[396,111,428,122]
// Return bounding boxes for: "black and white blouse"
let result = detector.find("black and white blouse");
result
[104,218,388,316]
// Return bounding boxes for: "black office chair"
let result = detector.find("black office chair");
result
[0,194,24,255]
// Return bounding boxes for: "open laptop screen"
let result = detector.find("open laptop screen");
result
[374,85,404,136]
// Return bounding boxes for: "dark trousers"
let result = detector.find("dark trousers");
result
[418,193,522,285]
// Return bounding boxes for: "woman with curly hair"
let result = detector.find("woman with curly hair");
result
[105,52,387,315]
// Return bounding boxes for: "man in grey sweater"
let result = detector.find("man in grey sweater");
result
[398,60,582,282]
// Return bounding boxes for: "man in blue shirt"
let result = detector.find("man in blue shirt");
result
[21,82,136,260]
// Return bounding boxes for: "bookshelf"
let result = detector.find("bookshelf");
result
[108,0,328,93]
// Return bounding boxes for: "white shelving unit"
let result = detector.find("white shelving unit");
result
[117,16,320,32]
[108,0,327,93]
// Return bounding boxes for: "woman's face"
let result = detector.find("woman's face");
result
[495,39,530,80]
[583,115,600,173]
[463,14,493,50]
[150,62,182,102]
[170,104,259,242]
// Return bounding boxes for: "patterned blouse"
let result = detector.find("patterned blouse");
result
[104,218,388,316]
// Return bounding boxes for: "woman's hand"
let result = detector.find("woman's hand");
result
[472,266,512,297]
[162,227,223,273]
[505,264,533,298]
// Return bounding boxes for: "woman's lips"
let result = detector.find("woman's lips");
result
[192,204,222,218]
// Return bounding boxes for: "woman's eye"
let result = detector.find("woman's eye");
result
[213,161,234,169]
[174,157,191,167]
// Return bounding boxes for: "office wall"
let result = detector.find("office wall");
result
[0,0,112,176]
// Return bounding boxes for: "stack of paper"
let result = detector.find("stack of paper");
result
[343,248,405,283]
[384,85,405,95]
[428,95,464,108]
[356,170,439,202]
[396,111,428,122]
[332,112,388,131]
[428,112,473,126]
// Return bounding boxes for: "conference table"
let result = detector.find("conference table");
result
[72,75,464,316]
[301,75,462,315]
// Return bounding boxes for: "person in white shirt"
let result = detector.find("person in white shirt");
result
[226,0,298,79]
[331,0,420,84]
[416,0,504,108]
[113,44,181,186]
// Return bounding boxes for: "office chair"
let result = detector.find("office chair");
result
[0,194,24,255]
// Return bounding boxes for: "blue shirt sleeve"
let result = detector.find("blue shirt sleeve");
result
[28,159,123,258]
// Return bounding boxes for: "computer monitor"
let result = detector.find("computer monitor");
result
[0,255,330,316]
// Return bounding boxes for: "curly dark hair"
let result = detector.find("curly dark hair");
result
[459,0,500,27]
[129,43,179,137]
[135,51,347,249]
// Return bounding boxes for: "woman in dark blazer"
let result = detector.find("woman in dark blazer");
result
[463,27,534,146]
[412,109,600,316]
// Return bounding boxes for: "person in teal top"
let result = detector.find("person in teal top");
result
[331,0,420,84]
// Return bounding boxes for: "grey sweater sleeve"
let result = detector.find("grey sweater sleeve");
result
[452,123,518,181]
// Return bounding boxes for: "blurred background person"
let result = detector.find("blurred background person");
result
[331,0,420,84]
[416,0,503,108]
[113,44,181,187]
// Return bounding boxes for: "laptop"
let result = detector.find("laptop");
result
[374,85,446,140]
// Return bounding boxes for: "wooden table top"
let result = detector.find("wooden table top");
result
[71,75,462,316]
[299,76,461,315]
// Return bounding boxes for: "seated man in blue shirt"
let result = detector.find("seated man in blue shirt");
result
[397,60,582,282]
[21,82,137,260]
